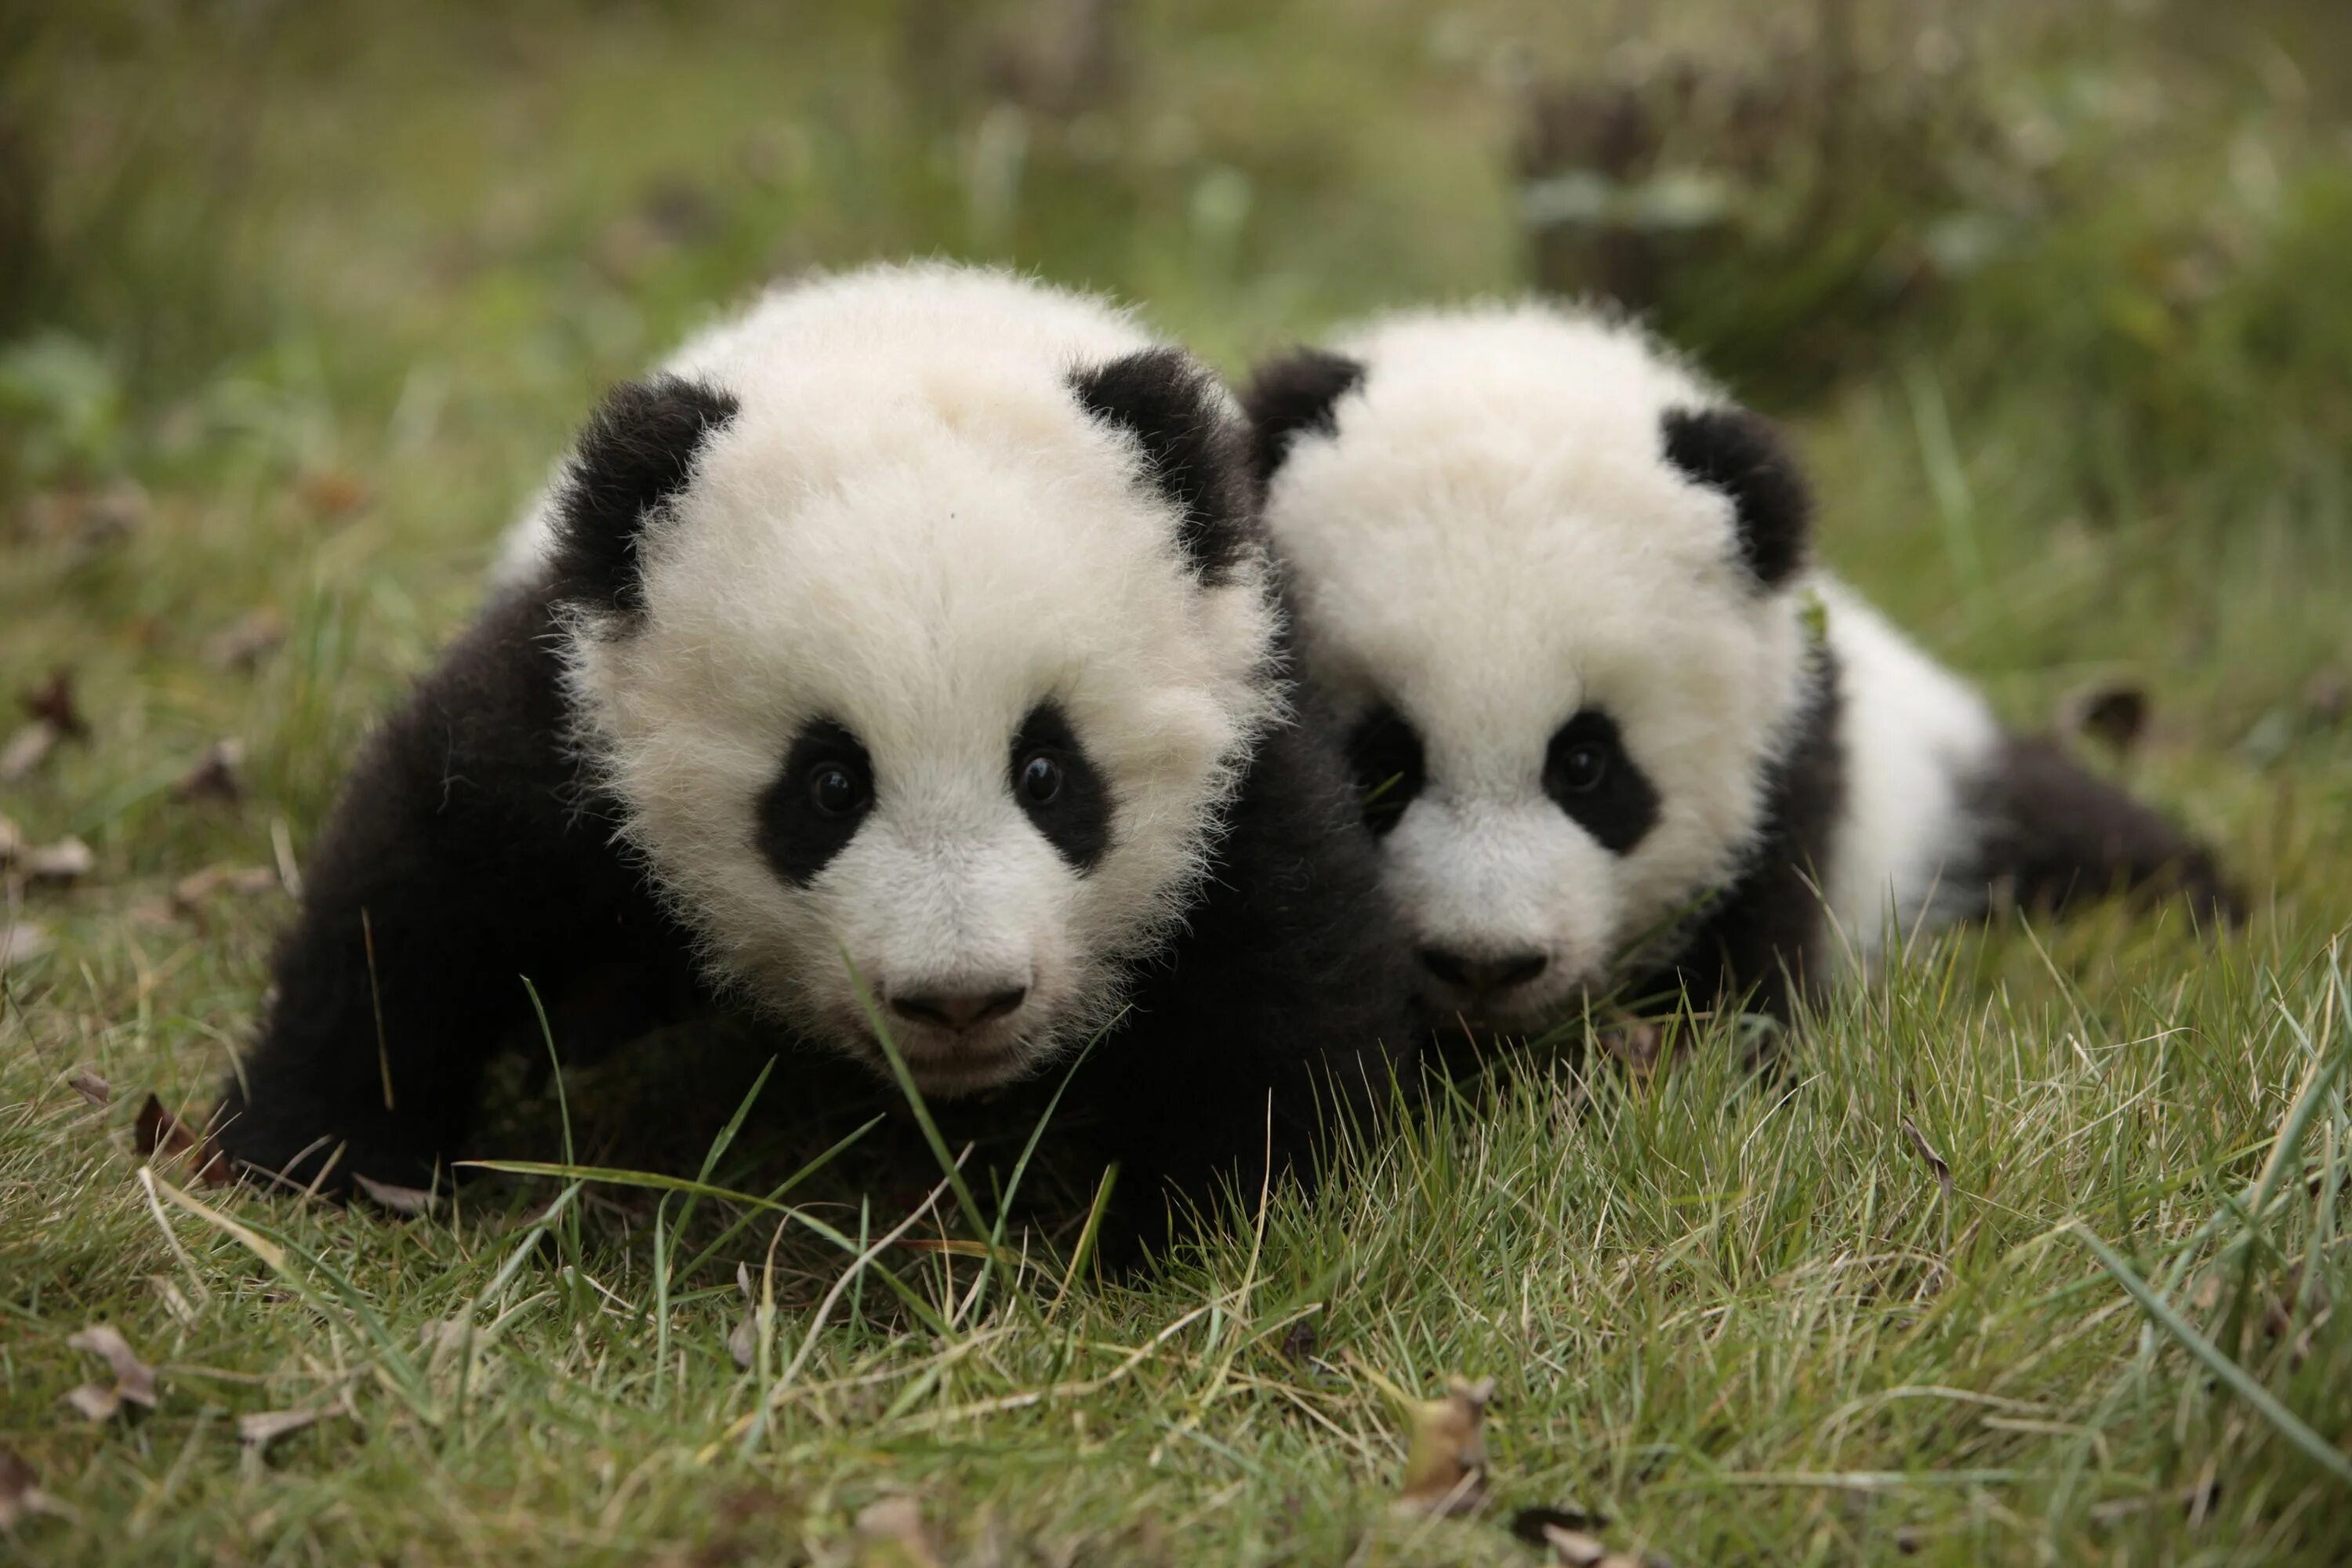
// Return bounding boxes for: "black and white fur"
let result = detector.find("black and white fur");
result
[218,264,1414,1236]
[1247,302,2233,1032]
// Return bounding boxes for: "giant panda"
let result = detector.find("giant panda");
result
[1243,301,2234,1036]
[216,263,1416,1243]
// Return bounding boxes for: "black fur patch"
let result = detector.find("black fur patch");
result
[1240,347,1367,488]
[1346,705,1425,837]
[1959,735,2239,926]
[1011,701,1112,872]
[1069,347,1254,583]
[1636,648,1846,1025]
[551,375,741,617]
[1544,709,1660,854]
[1661,405,1811,589]
[756,719,875,887]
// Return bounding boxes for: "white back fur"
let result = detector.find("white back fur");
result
[553,264,1278,1091]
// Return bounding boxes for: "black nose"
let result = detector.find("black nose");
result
[1417,948,1548,996]
[889,986,1029,1033]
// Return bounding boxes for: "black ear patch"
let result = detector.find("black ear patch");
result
[1069,347,1254,583]
[551,375,741,618]
[1661,405,1811,589]
[1240,347,1366,488]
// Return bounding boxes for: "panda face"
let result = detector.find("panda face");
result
[557,268,1276,1094]
[1254,306,1814,1033]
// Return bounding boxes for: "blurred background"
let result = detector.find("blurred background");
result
[2,0,2347,935]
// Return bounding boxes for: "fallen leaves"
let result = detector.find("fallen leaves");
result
[238,1395,353,1451]
[63,1324,158,1422]
[0,721,56,782]
[0,920,53,969]
[352,1171,440,1216]
[202,608,287,672]
[0,1446,72,1529]
[170,738,245,804]
[728,1263,760,1371]
[0,669,89,782]
[133,1094,234,1187]
[1394,1375,1494,1517]
[67,1065,111,1107]
[854,1497,945,1568]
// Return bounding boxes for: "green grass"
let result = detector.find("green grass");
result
[5,2,2351,1562]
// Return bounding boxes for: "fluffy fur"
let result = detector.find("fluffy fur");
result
[1247,300,2233,1033]
[219,264,1414,1240]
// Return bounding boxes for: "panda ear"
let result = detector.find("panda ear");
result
[1069,347,1254,583]
[1661,405,1811,589]
[551,375,741,617]
[1241,347,1365,488]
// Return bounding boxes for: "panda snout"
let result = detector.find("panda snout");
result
[1417,946,1549,998]
[888,984,1030,1033]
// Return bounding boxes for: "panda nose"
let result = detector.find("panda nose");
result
[889,985,1029,1033]
[1418,948,1549,996]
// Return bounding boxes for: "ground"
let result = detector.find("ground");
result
[4,2,2350,1563]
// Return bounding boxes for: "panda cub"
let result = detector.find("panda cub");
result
[217,263,1414,1233]
[1246,302,2232,1033]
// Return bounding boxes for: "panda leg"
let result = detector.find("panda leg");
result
[1967,734,2239,927]
[216,593,671,1193]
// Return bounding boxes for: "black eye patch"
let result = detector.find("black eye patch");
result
[1348,706,1425,838]
[1011,702,1112,872]
[757,718,874,886]
[1544,709,1659,855]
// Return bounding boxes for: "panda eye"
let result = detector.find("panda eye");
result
[807,762,869,818]
[1347,704,1425,837]
[1551,742,1610,794]
[1018,752,1064,806]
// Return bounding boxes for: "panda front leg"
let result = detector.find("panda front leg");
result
[216,592,670,1193]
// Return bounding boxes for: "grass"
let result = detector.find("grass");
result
[5,0,2351,1561]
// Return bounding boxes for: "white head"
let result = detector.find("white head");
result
[1248,303,1818,1032]
[551,265,1278,1094]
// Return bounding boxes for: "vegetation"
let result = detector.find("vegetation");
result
[5,2,2349,1561]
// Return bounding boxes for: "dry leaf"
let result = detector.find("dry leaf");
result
[352,1172,440,1216]
[1512,1506,1610,1544]
[22,836,94,883]
[202,609,288,672]
[0,812,20,860]
[1900,1118,1954,1200]
[172,864,280,913]
[67,1065,111,1107]
[1394,1375,1494,1517]
[20,669,88,741]
[66,1323,158,1417]
[0,1444,72,1528]
[727,1263,759,1371]
[1280,1319,1319,1370]
[64,1383,122,1422]
[0,721,56,782]
[855,1497,945,1568]
[171,739,245,804]
[1601,1022,1670,1076]
[133,1093,234,1186]
[238,1396,350,1450]
[297,471,372,520]
[0,920,53,969]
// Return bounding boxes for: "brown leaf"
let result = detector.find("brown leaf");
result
[170,739,245,804]
[1279,1319,1319,1370]
[1511,1506,1610,1544]
[171,864,281,912]
[1900,1118,1954,1200]
[855,1497,945,1568]
[0,812,20,860]
[132,1094,234,1186]
[20,669,88,742]
[0,1444,72,1528]
[0,720,57,782]
[238,1396,351,1450]
[1394,1375,1494,1517]
[2304,670,2350,729]
[202,609,288,672]
[1601,1022,1671,1076]
[21,836,94,883]
[67,1065,111,1107]
[64,1382,122,1421]
[352,1172,440,1216]
[67,1323,158,1412]
[0,920,53,969]
[2063,681,2148,757]
[297,470,372,521]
